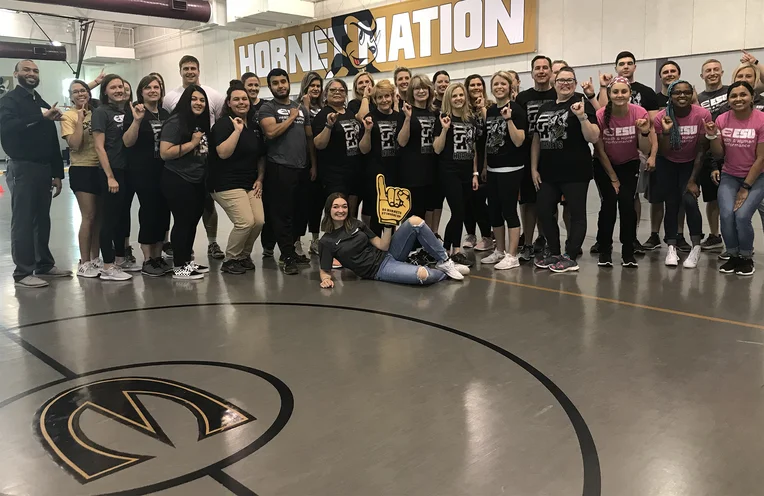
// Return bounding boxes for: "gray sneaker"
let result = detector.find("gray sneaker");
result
[141,258,166,277]
[15,276,49,288]
[35,266,72,277]
[118,259,142,272]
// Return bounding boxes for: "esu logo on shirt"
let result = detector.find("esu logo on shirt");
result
[722,128,756,139]
[603,126,635,137]
[678,125,698,135]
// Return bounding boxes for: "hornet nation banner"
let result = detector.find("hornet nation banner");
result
[234,0,537,82]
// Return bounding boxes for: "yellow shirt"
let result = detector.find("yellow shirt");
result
[60,109,99,166]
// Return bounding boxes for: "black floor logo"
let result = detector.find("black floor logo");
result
[33,377,256,484]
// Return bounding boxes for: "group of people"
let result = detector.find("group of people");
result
[2,48,764,289]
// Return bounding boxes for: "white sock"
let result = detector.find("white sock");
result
[208,238,217,244]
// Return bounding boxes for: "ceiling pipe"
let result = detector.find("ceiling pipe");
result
[16,0,211,23]
[0,41,67,62]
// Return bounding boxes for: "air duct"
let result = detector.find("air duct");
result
[0,41,67,62]
[16,0,211,23]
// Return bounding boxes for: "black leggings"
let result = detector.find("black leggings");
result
[655,156,703,245]
[487,169,522,229]
[537,180,589,257]
[465,177,491,237]
[99,168,127,264]
[440,166,472,250]
[162,169,205,267]
[132,169,170,245]
[307,179,324,234]
[594,159,639,256]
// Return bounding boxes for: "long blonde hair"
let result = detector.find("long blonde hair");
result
[441,82,474,120]
[405,74,434,110]
[352,72,375,100]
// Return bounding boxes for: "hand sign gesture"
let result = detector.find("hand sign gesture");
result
[500,105,512,120]
[661,115,674,133]
[231,116,244,133]
[288,107,299,120]
[599,71,613,88]
[704,120,718,136]
[363,85,373,98]
[131,102,146,121]
[191,130,204,146]
[376,174,412,226]
[635,118,650,134]
[43,103,62,121]
[363,115,374,131]
[94,68,106,85]
[326,112,338,127]
[301,93,311,110]
[581,76,595,98]
[475,96,484,109]
[402,102,412,118]
[440,113,451,129]
[741,49,757,64]
[76,107,86,122]
[571,97,586,119]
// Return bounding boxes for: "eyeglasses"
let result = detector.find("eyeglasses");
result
[328,88,347,94]
[555,78,576,85]
[71,89,89,95]
[670,90,693,97]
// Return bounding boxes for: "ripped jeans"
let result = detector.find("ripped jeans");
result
[374,218,449,285]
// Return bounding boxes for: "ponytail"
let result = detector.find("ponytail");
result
[603,100,613,129]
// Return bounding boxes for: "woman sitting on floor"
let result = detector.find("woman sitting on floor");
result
[317,193,468,288]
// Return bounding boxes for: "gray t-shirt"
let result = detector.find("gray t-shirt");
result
[160,114,208,183]
[257,100,308,168]
[91,103,127,170]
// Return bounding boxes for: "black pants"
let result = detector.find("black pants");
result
[487,169,522,229]
[307,179,325,234]
[407,185,433,219]
[132,167,170,245]
[537,180,590,257]
[440,166,472,250]
[265,162,310,259]
[465,177,491,237]
[118,169,136,244]
[5,159,55,281]
[594,159,639,256]
[656,156,703,245]
[161,169,205,267]
[99,168,127,264]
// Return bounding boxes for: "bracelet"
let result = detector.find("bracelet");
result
[610,178,619,183]
[640,131,650,137]
[325,123,334,129]
[756,59,760,65]
[586,93,596,99]
[742,182,752,190]
[504,117,512,122]
[472,171,479,176]
[705,133,718,140]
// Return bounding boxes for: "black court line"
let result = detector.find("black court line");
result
[0,323,76,379]
[1,302,602,496]
[208,469,260,496]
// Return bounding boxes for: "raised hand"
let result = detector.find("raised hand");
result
[363,115,374,131]
[635,118,650,134]
[94,68,106,85]
[363,84,373,98]
[376,174,412,226]
[402,102,412,118]
[704,120,718,136]
[231,116,245,133]
[43,103,62,121]
[289,107,299,120]
[581,76,595,98]
[661,115,674,133]
[741,49,757,64]
[76,107,86,122]
[301,93,311,110]
[500,105,512,120]
[191,130,204,146]
[571,97,586,118]
[599,71,613,88]
[131,102,146,121]
[439,113,451,129]
[326,112,338,127]
[474,96,484,109]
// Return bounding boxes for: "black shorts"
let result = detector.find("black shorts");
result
[519,164,537,205]
[69,166,101,195]
[646,169,664,204]
[699,159,719,202]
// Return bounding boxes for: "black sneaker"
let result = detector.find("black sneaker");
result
[125,245,137,264]
[622,254,639,268]
[159,257,174,274]
[141,258,166,277]
[162,242,174,258]
[519,245,534,262]
[597,252,613,267]
[222,259,247,275]
[533,235,547,253]
[676,234,692,253]
[281,256,299,275]
[633,240,646,255]
[718,251,732,261]
[700,234,724,251]
[590,242,600,254]
[208,242,225,260]
[735,258,755,276]
[519,233,526,247]
[534,249,559,269]
[238,257,255,270]
[642,233,661,251]
[295,254,311,266]
[719,256,740,273]
[451,252,474,267]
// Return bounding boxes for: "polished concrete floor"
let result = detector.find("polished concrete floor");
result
[0,175,763,496]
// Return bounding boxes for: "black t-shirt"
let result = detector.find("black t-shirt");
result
[319,219,386,278]
[698,86,729,120]
[209,116,265,192]
[629,81,660,111]
[434,115,477,170]
[91,103,127,170]
[515,87,557,161]
[348,98,377,118]
[656,91,668,109]
[160,114,209,183]
[535,93,597,183]
[249,99,266,125]
[474,112,487,173]
[311,107,362,184]
[365,107,399,181]
[485,102,528,169]
[432,98,443,111]
[396,106,437,187]
[124,107,170,173]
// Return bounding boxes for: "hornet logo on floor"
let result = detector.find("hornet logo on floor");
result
[33,376,255,483]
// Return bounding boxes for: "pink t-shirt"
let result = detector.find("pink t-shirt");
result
[653,105,712,163]
[596,103,649,165]
[715,109,764,178]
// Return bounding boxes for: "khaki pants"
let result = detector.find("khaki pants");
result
[212,189,265,261]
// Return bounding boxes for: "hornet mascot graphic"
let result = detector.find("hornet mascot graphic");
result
[323,9,380,78]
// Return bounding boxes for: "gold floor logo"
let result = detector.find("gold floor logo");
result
[33,377,255,484]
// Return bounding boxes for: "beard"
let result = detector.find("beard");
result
[17,75,39,89]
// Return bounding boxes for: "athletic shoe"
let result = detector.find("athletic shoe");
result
[518,233,526,247]
[683,245,702,268]
[676,234,692,253]
[665,245,680,266]
[35,266,72,277]
[454,263,471,276]
[622,255,639,268]
[295,254,311,266]
[263,247,274,258]
[435,258,465,280]
[719,257,740,274]
[700,234,724,251]
[598,252,613,267]
[495,254,520,270]
[642,233,661,251]
[474,237,494,251]
[564,240,583,258]
[125,245,137,265]
[208,242,225,260]
[549,254,579,273]
[533,235,547,253]
[159,257,173,274]
[141,258,166,277]
[735,258,755,276]
[14,276,49,288]
[718,251,732,261]
[162,242,174,258]
[222,259,247,275]
[481,250,505,264]
[294,240,306,257]
[173,263,204,280]
[189,262,210,274]
[534,252,560,269]
[450,252,474,267]
[118,258,142,272]
[309,239,320,255]
[99,265,132,281]
[518,245,534,262]
[238,257,255,270]
[332,258,343,269]
[590,242,600,254]
[281,256,299,275]
[92,257,104,269]
[77,261,100,278]
[633,240,646,255]
[462,234,477,249]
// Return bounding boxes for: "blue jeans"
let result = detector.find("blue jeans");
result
[374,219,449,285]
[718,173,764,257]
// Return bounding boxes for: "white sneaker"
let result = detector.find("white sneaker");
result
[189,261,209,273]
[462,234,477,249]
[474,237,495,251]
[435,258,465,280]
[14,275,49,288]
[495,254,520,270]
[77,261,100,278]
[481,250,505,264]
[92,257,104,269]
[454,263,471,276]
[173,262,205,280]
[665,245,680,266]
[118,259,142,272]
[99,265,132,281]
[294,240,305,257]
[683,245,702,268]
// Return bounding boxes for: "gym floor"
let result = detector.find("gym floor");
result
[0,176,763,496]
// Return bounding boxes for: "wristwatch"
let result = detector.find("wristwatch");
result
[742,182,752,190]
